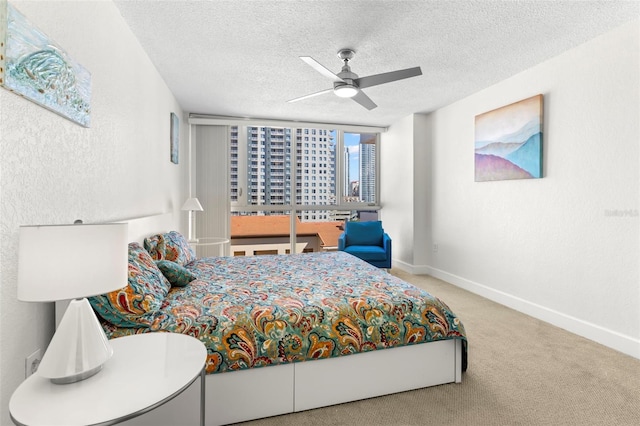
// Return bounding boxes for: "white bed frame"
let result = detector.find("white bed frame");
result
[60,214,463,426]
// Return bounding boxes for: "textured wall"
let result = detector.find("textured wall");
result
[419,19,639,357]
[0,1,186,422]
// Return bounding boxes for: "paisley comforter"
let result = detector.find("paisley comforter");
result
[102,251,467,374]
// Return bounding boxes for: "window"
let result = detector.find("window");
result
[343,132,377,204]
[230,126,380,254]
[254,249,278,256]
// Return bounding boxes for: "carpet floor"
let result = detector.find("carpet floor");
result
[234,270,640,426]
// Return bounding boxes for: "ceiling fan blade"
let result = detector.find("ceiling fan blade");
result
[300,56,344,81]
[355,67,422,89]
[352,90,377,110]
[287,88,333,103]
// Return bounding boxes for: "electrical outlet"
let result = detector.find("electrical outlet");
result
[25,349,41,379]
[433,243,439,253]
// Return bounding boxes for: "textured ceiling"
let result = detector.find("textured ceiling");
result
[114,0,639,127]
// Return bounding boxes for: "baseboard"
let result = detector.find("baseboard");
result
[423,266,640,360]
[391,258,416,274]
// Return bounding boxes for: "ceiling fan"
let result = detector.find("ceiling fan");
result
[288,49,422,110]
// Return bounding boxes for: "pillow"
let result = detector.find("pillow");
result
[345,221,384,246]
[88,243,171,328]
[144,231,196,266]
[156,260,197,287]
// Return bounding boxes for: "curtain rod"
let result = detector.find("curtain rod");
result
[188,114,388,133]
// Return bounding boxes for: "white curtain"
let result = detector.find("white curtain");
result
[193,124,230,257]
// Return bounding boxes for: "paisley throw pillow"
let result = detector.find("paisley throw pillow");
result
[144,231,196,266]
[156,260,197,287]
[89,243,171,327]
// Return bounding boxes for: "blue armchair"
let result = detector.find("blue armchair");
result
[338,221,392,269]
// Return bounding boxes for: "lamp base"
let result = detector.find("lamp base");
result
[51,364,103,385]
[37,298,113,385]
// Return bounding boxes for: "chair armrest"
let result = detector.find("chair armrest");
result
[338,233,347,250]
[382,233,392,257]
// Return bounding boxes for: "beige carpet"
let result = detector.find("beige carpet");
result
[235,270,640,426]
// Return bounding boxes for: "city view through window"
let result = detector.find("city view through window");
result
[229,126,379,256]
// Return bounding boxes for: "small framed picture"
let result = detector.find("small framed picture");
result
[170,112,179,164]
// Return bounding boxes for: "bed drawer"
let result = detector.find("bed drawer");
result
[294,339,459,412]
[207,363,294,425]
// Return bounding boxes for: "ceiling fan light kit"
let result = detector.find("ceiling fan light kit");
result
[289,48,422,110]
[334,83,358,98]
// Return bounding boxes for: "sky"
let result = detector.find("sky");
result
[329,130,361,183]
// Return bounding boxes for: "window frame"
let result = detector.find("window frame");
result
[230,127,380,213]
[190,114,386,254]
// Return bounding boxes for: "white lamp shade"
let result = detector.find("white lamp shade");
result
[18,223,129,302]
[181,197,204,211]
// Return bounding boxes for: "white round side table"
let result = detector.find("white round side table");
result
[9,333,207,426]
[190,237,230,257]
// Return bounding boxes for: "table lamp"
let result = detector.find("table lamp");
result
[181,197,204,242]
[17,222,128,384]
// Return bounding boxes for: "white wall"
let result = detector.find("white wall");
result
[412,114,431,267]
[381,114,433,271]
[387,19,639,358]
[0,0,187,422]
[380,114,416,267]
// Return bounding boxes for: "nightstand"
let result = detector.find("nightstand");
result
[9,333,207,426]
[190,237,229,257]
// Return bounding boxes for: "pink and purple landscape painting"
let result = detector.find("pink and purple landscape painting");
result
[474,95,543,182]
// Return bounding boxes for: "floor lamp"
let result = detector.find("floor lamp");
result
[182,197,203,242]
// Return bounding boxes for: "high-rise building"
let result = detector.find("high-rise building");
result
[343,146,350,198]
[360,136,377,203]
[230,126,336,221]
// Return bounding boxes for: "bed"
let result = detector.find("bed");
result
[78,214,467,425]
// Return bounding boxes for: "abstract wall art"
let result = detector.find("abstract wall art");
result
[170,112,179,164]
[0,1,91,127]
[474,94,543,182]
